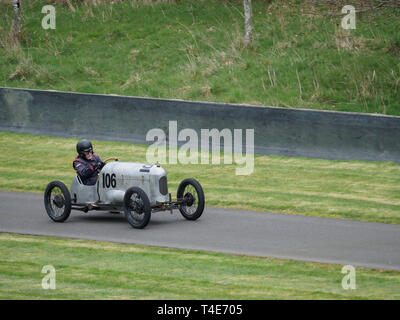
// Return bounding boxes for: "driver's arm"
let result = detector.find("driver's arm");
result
[93,154,105,170]
[73,161,96,179]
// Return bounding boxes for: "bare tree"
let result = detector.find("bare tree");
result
[12,0,21,41]
[243,0,253,47]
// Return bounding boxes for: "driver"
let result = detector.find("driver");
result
[73,139,105,185]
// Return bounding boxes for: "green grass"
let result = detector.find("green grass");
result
[0,0,399,115]
[1,131,400,225]
[0,232,399,299]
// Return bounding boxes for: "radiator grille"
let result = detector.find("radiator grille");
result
[159,176,168,195]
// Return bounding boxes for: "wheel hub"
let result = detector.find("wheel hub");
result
[53,194,65,208]
[184,192,194,207]
[129,198,144,214]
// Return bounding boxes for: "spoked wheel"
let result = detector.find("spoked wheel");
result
[177,178,205,220]
[123,187,151,229]
[44,181,72,222]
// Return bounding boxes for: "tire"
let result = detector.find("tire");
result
[123,187,151,229]
[44,181,72,222]
[177,178,205,220]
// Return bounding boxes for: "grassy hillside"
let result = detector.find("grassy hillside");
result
[1,131,400,225]
[0,0,399,115]
[1,233,399,299]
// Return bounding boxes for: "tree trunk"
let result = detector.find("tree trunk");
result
[243,0,253,47]
[12,0,21,41]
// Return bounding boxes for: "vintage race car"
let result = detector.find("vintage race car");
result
[44,158,205,229]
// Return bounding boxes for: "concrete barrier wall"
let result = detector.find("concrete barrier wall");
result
[1,87,399,162]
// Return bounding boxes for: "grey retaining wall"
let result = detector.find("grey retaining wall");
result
[1,87,399,162]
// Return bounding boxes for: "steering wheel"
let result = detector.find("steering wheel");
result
[103,157,119,163]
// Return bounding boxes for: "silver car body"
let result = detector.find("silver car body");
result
[70,162,169,207]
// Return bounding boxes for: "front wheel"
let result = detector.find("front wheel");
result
[123,187,151,229]
[44,181,72,222]
[177,178,205,220]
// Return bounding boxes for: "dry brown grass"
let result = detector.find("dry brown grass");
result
[121,72,142,89]
[2,44,49,82]
[84,66,100,77]
[334,27,367,51]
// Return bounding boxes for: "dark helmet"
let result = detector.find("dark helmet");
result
[76,139,93,157]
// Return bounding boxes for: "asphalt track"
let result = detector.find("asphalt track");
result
[0,191,399,271]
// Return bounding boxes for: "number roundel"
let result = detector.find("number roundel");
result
[102,173,116,188]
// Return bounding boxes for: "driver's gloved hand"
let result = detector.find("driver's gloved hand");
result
[93,162,105,172]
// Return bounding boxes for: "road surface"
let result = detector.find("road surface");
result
[0,191,399,271]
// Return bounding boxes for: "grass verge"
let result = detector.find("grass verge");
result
[0,0,399,115]
[0,131,399,225]
[0,232,399,299]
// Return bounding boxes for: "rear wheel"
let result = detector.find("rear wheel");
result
[123,187,151,229]
[177,178,205,220]
[44,181,71,222]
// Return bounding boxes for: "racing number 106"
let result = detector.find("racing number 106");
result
[102,173,116,188]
